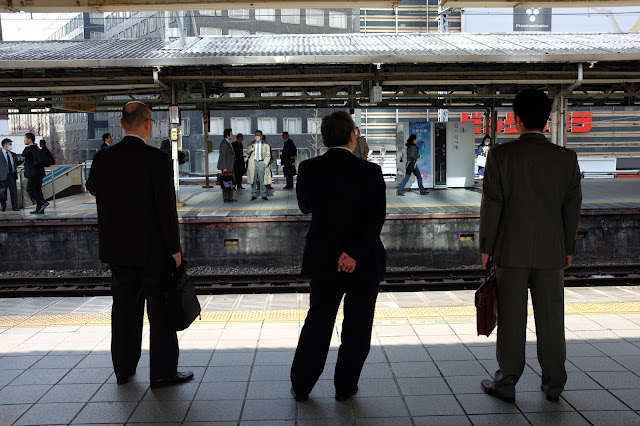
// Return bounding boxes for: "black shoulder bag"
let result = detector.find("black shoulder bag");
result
[165,259,201,331]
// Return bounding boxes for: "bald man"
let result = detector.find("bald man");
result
[87,101,193,388]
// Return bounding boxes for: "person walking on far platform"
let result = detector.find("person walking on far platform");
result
[290,111,386,402]
[0,138,23,211]
[353,127,369,160]
[101,133,113,149]
[232,133,246,189]
[218,128,236,203]
[281,131,297,189]
[396,134,428,196]
[21,132,48,214]
[479,89,582,404]
[246,130,270,201]
[87,101,193,388]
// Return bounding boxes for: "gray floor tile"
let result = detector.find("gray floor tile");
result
[354,379,400,397]
[469,414,530,426]
[582,410,640,426]
[91,382,149,402]
[143,382,198,401]
[178,351,214,367]
[195,381,248,401]
[210,351,255,366]
[588,371,640,389]
[457,393,521,415]
[203,366,251,382]
[384,348,430,363]
[0,384,52,404]
[297,397,355,420]
[612,356,640,371]
[0,369,23,386]
[414,416,472,426]
[612,389,640,410]
[129,400,191,423]
[246,380,292,400]
[592,342,640,357]
[569,356,627,372]
[427,346,476,361]
[390,361,441,378]
[564,371,603,390]
[515,391,575,413]
[253,351,295,366]
[15,402,84,425]
[355,418,411,426]
[0,356,42,370]
[0,404,31,426]
[60,368,113,384]
[435,360,487,376]
[32,354,85,369]
[76,354,112,369]
[12,368,69,385]
[72,401,138,424]
[250,365,290,381]
[241,398,296,421]
[525,412,590,426]
[444,375,491,394]
[40,383,101,403]
[357,363,394,380]
[397,377,450,396]
[241,422,295,426]
[562,390,631,411]
[353,396,409,418]
[185,400,243,422]
[405,395,465,416]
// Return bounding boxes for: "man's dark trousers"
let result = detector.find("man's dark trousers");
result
[26,172,45,208]
[291,275,380,395]
[0,174,18,209]
[494,267,566,400]
[110,263,178,381]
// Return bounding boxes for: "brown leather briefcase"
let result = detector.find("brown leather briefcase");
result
[475,262,497,337]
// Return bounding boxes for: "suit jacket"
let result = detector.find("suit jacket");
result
[245,142,271,184]
[217,139,235,173]
[21,145,45,179]
[479,132,582,269]
[281,138,297,165]
[298,148,386,281]
[100,142,109,150]
[231,140,245,173]
[87,135,181,267]
[0,150,22,181]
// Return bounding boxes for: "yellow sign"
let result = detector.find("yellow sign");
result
[170,128,178,141]
[62,96,96,114]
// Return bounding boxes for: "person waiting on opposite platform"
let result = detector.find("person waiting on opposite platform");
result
[290,111,386,403]
[246,130,270,201]
[218,128,237,203]
[21,133,48,215]
[353,127,370,160]
[0,138,23,212]
[396,134,428,197]
[101,133,113,149]
[479,89,582,404]
[231,133,246,190]
[476,135,491,176]
[87,101,193,388]
[281,131,297,189]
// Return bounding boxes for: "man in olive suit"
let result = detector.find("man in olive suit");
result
[479,89,582,403]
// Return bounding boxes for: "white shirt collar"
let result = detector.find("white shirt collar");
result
[126,133,148,143]
[331,146,353,153]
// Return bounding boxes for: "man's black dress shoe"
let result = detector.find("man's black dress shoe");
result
[335,386,358,401]
[1,204,6,212]
[150,371,194,388]
[290,387,308,402]
[262,196,268,200]
[30,209,43,214]
[481,379,515,403]
[12,208,19,211]
[541,385,559,402]
[116,376,129,385]
[251,196,257,201]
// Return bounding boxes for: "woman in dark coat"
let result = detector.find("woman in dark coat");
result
[396,134,428,196]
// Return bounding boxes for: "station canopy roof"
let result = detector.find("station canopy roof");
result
[0,32,639,111]
[441,1,640,7]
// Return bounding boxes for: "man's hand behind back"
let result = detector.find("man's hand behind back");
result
[172,252,182,268]
[338,252,356,274]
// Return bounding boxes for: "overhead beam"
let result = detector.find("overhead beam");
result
[0,0,399,13]
[441,0,640,7]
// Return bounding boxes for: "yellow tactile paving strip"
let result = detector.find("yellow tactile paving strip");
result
[1,302,639,328]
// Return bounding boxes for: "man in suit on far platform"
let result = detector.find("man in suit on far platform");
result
[218,128,236,203]
[87,101,193,388]
[101,133,112,150]
[479,89,582,404]
[21,132,48,214]
[290,111,386,403]
[281,132,297,189]
[231,133,246,189]
[0,138,23,211]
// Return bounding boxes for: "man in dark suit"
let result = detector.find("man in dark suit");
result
[290,111,386,402]
[87,101,193,388]
[21,133,48,214]
[0,138,23,211]
[100,133,112,150]
[218,128,236,202]
[231,133,245,189]
[281,132,297,189]
[479,89,582,403]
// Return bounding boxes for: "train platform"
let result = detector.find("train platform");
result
[0,178,638,223]
[1,287,640,425]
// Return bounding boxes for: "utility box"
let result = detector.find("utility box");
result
[445,122,475,188]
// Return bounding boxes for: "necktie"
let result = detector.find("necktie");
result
[256,143,262,161]
[4,151,11,173]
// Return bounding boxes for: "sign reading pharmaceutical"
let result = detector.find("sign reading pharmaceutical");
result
[409,121,433,189]
[513,7,552,32]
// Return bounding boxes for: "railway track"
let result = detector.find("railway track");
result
[0,265,638,297]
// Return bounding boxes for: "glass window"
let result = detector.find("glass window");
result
[307,117,321,134]
[257,117,277,135]
[105,14,112,29]
[281,9,300,24]
[141,19,148,35]
[229,9,249,19]
[256,31,273,36]
[329,11,347,29]
[208,117,224,136]
[89,13,103,25]
[283,118,302,134]
[181,118,190,137]
[94,128,107,139]
[255,9,276,22]
[200,27,222,36]
[149,14,157,32]
[228,29,250,36]
[230,117,251,135]
[125,27,132,38]
[306,9,324,27]
[199,10,222,16]
[90,31,104,39]
[95,112,108,121]
[133,24,140,38]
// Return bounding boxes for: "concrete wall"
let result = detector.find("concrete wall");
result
[1,213,638,273]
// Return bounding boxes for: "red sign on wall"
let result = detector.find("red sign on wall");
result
[461,112,592,134]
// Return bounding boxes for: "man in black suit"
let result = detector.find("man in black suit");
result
[218,128,236,202]
[101,133,112,150]
[290,111,386,402]
[231,133,246,189]
[0,138,23,211]
[479,89,582,403]
[87,101,193,388]
[21,133,48,214]
[281,132,297,189]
